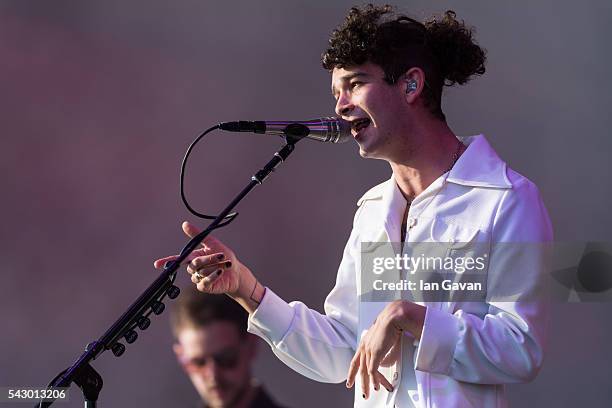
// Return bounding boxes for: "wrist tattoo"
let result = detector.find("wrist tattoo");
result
[249,279,260,305]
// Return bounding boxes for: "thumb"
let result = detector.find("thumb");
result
[182,221,224,251]
[182,221,200,239]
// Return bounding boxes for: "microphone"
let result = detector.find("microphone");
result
[218,117,351,143]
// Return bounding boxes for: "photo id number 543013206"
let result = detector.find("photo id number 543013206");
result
[1,387,69,403]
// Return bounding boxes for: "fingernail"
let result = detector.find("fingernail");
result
[224,261,232,268]
[385,386,393,392]
[375,385,379,391]
[345,382,350,388]
[217,253,225,260]
[216,269,223,276]
[362,393,366,399]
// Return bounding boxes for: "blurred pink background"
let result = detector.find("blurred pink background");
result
[1,1,611,406]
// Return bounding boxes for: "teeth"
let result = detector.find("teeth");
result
[352,118,370,131]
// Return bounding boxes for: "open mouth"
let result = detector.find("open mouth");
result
[351,118,371,134]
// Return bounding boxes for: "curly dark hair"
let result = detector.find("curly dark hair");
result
[322,4,486,121]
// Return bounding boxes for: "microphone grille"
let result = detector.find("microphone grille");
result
[324,117,352,143]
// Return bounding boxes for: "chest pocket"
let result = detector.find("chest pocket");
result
[430,218,481,246]
[425,218,491,304]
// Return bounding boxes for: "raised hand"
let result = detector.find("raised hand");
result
[154,221,244,296]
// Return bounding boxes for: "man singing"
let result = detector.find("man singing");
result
[155,5,552,407]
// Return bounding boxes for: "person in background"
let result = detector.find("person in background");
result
[170,286,287,408]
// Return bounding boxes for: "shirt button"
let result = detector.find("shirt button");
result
[407,218,417,229]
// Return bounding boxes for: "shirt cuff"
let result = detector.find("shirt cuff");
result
[247,287,295,344]
[414,306,461,374]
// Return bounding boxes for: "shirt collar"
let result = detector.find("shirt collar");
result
[358,134,512,206]
[448,134,512,189]
[358,135,511,241]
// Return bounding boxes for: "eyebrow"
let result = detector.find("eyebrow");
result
[188,346,239,360]
[331,72,370,97]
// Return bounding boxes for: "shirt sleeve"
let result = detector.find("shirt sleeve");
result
[414,177,553,383]
[247,219,360,383]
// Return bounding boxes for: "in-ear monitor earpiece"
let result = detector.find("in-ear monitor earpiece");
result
[407,79,417,93]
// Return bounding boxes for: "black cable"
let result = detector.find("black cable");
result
[180,124,238,229]
[117,124,241,351]
[115,124,241,353]
[36,125,246,408]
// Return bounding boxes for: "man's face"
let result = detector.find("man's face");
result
[331,63,410,161]
[174,322,255,408]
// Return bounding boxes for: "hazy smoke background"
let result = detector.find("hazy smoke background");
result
[1,0,611,406]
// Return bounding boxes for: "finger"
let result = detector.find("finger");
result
[182,221,201,239]
[191,271,204,284]
[154,248,209,269]
[187,261,229,277]
[153,255,178,269]
[186,262,218,277]
[379,351,397,367]
[182,221,226,253]
[376,371,394,393]
[201,268,223,285]
[195,268,223,292]
[360,350,370,399]
[186,263,197,276]
[182,221,213,253]
[182,221,215,247]
[368,343,389,388]
[187,258,231,277]
[367,349,380,392]
[190,253,228,270]
[346,350,361,388]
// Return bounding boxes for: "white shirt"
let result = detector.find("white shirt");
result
[248,135,553,407]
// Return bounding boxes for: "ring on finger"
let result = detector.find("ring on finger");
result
[193,271,204,282]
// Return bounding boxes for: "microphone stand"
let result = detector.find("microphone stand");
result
[36,134,303,408]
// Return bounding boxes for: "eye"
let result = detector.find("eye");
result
[349,81,363,90]
[213,350,240,369]
[190,357,207,367]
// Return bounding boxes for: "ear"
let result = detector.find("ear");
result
[401,67,426,104]
[173,343,189,373]
[173,343,183,359]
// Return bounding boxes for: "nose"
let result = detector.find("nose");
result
[335,92,354,118]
